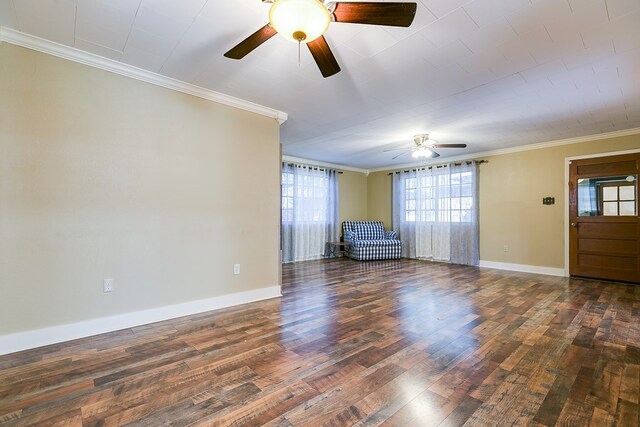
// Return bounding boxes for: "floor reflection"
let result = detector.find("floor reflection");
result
[6,258,640,425]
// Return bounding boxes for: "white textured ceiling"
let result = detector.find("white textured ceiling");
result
[1,0,639,169]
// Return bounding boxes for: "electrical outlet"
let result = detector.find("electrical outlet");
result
[503,245,509,253]
[103,278,114,293]
[233,264,240,275]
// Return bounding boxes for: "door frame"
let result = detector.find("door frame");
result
[563,148,640,276]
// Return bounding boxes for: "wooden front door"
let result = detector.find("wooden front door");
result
[569,153,640,283]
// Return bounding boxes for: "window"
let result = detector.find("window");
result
[577,175,637,216]
[281,169,330,223]
[403,170,474,223]
[281,163,339,263]
[602,182,636,216]
[392,162,479,265]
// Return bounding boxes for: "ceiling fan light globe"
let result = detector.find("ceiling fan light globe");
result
[269,0,331,44]
[411,146,433,158]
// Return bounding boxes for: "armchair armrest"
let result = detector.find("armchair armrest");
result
[385,230,398,239]
[344,230,357,242]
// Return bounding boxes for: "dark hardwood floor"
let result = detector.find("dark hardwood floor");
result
[1,258,640,426]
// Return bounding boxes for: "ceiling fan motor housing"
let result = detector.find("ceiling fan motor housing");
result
[414,133,430,146]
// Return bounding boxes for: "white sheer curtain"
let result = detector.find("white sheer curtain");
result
[392,161,479,265]
[393,170,416,258]
[281,163,339,263]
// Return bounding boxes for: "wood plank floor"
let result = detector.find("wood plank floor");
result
[2,259,640,426]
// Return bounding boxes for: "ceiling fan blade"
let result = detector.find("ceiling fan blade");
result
[307,36,341,78]
[331,2,417,27]
[432,143,467,149]
[392,150,410,160]
[383,147,409,152]
[431,151,441,158]
[224,24,277,59]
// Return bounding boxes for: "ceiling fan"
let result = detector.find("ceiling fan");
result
[385,134,468,160]
[224,0,418,78]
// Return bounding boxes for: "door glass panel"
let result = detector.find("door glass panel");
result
[621,201,636,216]
[620,186,635,200]
[602,187,618,201]
[603,202,619,216]
[578,175,637,216]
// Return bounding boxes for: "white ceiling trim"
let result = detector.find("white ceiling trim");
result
[282,155,369,174]
[0,27,288,125]
[367,127,640,173]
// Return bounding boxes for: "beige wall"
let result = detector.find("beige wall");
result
[367,171,393,230]
[0,44,281,335]
[480,134,640,267]
[365,134,640,268]
[338,170,368,228]
[367,170,393,227]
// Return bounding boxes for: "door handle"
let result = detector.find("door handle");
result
[570,222,577,227]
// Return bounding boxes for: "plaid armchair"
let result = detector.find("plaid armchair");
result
[342,221,401,261]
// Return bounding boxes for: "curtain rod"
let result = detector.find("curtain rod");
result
[283,163,343,174]
[387,160,487,175]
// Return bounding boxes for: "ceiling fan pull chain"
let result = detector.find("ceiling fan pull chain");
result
[298,40,301,66]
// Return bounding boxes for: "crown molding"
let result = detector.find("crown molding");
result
[282,155,370,174]
[0,27,288,124]
[368,127,640,173]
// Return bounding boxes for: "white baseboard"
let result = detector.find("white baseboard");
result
[479,260,567,277]
[0,286,281,356]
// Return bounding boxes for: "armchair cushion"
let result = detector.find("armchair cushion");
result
[354,223,385,240]
[353,239,401,247]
